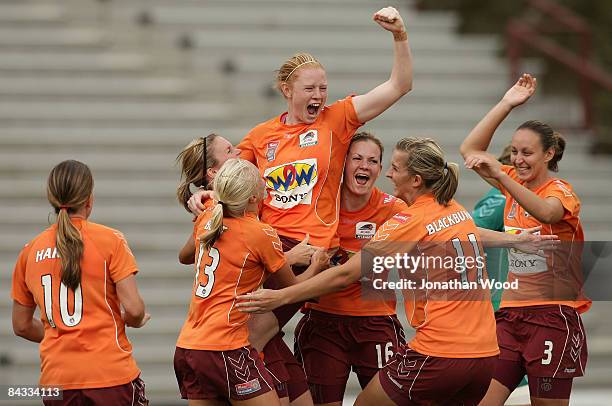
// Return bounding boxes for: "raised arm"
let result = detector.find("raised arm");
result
[460,74,537,158]
[461,73,537,187]
[352,7,412,123]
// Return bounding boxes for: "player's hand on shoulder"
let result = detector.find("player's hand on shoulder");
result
[188,189,214,216]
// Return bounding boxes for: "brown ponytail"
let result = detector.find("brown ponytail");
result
[47,160,93,291]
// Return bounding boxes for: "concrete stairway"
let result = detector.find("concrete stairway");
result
[1,1,611,404]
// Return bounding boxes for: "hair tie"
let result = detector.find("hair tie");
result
[444,162,448,170]
[285,60,317,81]
[218,200,225,206]
[59,205,70,210]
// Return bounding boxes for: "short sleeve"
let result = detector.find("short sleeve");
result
[108,231,139,283]
[367,212,423,259]
[11,244,35,307]
[472,189,506,232]
[544,180,580,217]
[252,225,287,274]
[497,165,517,197]
[238,132,256,163]
[325,96,364,144]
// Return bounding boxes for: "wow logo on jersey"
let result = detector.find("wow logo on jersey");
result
[264,158,318,209]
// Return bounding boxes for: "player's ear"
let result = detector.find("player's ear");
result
[412,174,423,188]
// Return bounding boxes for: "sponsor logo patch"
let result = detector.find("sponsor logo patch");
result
[392,213,412,223]
[383,193,394,204]
[266,141,279,162]
[299,130,318,148]
[355,221,376,239]
[264,158,318,209]
[235,378,261,395]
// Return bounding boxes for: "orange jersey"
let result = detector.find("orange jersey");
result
[11,219,140,389]
[367,194,499,358]
[308,188,407,316]
[238,97,363,248]
[176,212,286,351]
[498,165,590,313]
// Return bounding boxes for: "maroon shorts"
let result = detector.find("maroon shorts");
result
[43,376,147,406]
[379,347,496,406]
[495,305,587,379]
[262,333,310,401]
[295,309,405,404]
[174,346,274,401]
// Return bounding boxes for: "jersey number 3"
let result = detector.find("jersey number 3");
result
[41,274,83,328]
[195,245,220,299]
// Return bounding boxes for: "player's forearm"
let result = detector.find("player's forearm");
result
[14,318,44,343]
[388,31,412,95]
[498,173,559,224]
[461,100,513,158]
[282,264,357,306]
[478,227,515,248]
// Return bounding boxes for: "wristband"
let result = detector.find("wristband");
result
[393,31,407,42]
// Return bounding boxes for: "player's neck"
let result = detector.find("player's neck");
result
[341,187,371,212]
[525,171,551,190]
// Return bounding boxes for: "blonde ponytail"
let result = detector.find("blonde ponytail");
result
[199,159,264,249]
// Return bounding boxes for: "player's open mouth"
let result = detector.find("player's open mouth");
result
[307,103,321,116]
[355,174,370,185]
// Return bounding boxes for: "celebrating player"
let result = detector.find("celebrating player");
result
[12,160,149,405]
[188,7,413,405]
[295,132,407,405]
[237,138,500,405]
[174,159,328,405]
[461,73,589,406]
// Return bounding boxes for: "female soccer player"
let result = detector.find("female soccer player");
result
[296,132,407,405]
[237,138,501,405]
[177,136,316,406]
[12,160,149,405]
[460,74,589,406]
[188,7,412,403]
[174,159,328,406]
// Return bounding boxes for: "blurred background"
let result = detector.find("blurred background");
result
[0,0,610,404]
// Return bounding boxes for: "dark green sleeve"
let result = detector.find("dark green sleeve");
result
[472,189,506,232]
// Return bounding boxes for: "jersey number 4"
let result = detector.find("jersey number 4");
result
[195,245,220,299]
[41,274,82,328]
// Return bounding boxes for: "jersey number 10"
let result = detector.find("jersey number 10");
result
[41,274,83,328]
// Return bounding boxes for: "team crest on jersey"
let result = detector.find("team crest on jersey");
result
[235,378,261,395]
[355,222,376,239]
[299,130,318,148]
[507,200,518,219]
[266,141,279,162]
[264,158,318,209]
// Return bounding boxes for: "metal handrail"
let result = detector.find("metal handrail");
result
[506,0,612,130]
